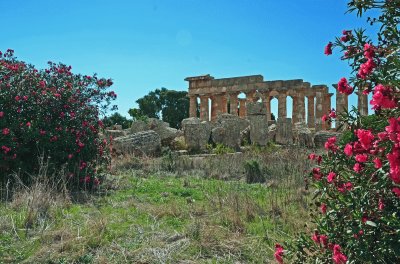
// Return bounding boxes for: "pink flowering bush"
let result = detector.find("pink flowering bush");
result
[276,1,400,263]
[0,50,116,189]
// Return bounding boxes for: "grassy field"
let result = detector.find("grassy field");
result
[0,147,314,263]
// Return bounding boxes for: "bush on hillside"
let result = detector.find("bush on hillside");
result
[0,50,116,189]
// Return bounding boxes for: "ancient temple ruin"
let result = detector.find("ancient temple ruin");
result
[186,74,369,131]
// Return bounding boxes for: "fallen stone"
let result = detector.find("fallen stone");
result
[276,118,293,145]
[246,102,267,115]
[248,115,269,146]
[182,118,211,152]
[112,130,161,156]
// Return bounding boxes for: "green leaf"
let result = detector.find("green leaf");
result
[366,220,377,227]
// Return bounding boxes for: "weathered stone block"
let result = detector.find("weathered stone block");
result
[104,129,126,138]
[248,115,269,146]
[129,118,180,146]
[182,118,211,152]
[293,122,314,148]
[112,130,161,156]
[246,102,267,116]
[276,118,293,145]
[211,114,250,149]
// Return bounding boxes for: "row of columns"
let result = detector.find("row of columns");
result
[189,89,368,130]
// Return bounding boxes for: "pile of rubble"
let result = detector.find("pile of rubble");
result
[107,102,340,156]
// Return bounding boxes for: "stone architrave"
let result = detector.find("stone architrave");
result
[315,90,323,131]
[229,92,239,116]
[182,117,211,152]
[189,95,197,118]
[277,93,287,121]
[200,95,209,121]
[276,118,293,145]
[307,95,315,129]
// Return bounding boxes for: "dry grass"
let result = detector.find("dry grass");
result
[0,146,314,263]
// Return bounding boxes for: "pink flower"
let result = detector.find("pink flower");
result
[68,154,73,159]
[0,111,4,118]
[325,137,338,152]
[308,153,316,160]
[378,198,385,211]
[327,172,336,183]
[353,163,363,173]
[337,78,353,95]
[358,58,376,79]
[15,96,20,101]
[322,114,328,122]
[392,187,400,197]
[26,122,31,127]
[329,109,337,118]
[370,84,397,110]
[2,128,10,135]
[319,235,328,247]
[312,232,319,244]
[357,129,374,150]
[355,154,368,163]
[344,143,353,156]
[320,203,327,214]
[312,168,323,180]
[373,158,382,169]
[324,42,333,55]
[364,43,375,59]
[332,244,348,264]
[274,244,284,264]
[39,129,46,136]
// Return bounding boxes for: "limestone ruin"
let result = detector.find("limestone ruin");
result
[186,74,368,129]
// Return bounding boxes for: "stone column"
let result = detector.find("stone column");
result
[238,98,246,117]
[357,91,368,116]
[297,90,305,123]
[221,93,228,114]
[307,95,315,129]
[229,92,239,116]
[211,95,218,121]
[278,92,287,121]
[189,95,197,118]
[263,91,271,122]
[333,84,349,129]
[199,95,209,121]
[292,96,298,124]
[333,84,348,114]
[315,90,323,131]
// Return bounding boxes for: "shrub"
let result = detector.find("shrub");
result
[213,143,235,155]
[277,1,400,263]
[244,160,265,184]
[0,50,116,189]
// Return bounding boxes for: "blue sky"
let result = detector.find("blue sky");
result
[1,0,375,118]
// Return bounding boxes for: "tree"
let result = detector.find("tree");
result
[277,1,400,263]
[102,112,132,129]
[129,88,189,129]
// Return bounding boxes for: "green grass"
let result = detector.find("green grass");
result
[0,148,313,263]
